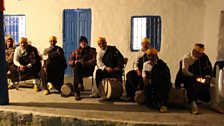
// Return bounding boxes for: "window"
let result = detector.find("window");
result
[4,15,26,45]
[131,16,161,51]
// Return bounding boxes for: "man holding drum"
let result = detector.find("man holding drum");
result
[135,48,172,113]
[93,37,124,100]
[175,43,224,114]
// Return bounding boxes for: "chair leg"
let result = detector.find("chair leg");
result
[91,75,94,93]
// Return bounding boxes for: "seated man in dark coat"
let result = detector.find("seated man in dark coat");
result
[136,48,171,113]
[10,37,41,92]
[175,43,213,114]
[125,38,150,100]
[68,36,96,100]
[41,36,67,95]
[5,36,16,89]
[92,37,124,98]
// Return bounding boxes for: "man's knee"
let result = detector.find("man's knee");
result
[126,70,137,79]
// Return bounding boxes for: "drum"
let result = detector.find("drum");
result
[99,78,123,100]
[61,83,73,97]
[134,90,147,105]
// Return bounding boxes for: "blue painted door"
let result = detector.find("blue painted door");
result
[63,9,91,75]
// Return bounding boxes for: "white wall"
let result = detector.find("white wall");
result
[204,0,224,65]
[4,0,206,82]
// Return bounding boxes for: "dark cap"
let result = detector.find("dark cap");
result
[79,36,88,43]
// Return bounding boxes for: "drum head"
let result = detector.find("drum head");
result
[61,84,72,96]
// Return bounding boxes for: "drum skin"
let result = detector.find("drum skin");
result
[61,83,73,96]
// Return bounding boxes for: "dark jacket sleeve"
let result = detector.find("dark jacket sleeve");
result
[83,47,97,68]
[48,46,67,70]
[113,46,124,69]
[202,54,212,77]
[152,60,172,88]
[30,46,42,71]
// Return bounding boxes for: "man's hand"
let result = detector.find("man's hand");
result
[205,76,211,85]
[136,69,142,76]
[105,67,114,73]
[114,67,120,72]
[75,59,84,65]
[19,65,27,71]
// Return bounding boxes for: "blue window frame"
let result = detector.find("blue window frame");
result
[4,15,26,45]
[131,16,161,51]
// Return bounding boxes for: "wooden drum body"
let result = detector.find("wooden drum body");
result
[99,78,123,100]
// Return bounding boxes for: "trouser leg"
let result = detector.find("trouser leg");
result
[126,70,142,97]
[73,62,84,93]
[40,68,48,90]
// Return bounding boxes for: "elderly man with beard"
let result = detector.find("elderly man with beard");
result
[10,37,41,92]
[91,37,124,99]
[124,38,150,101]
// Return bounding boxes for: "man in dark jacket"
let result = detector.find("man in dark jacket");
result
[137,48,171,113]
[92,37,124,98]
[5,36,16,89]
[68,36,96,100]
[175,43,212,114]
[10,37,41,92]
[41,36,67,95]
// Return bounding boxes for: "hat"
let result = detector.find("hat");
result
[19,37,28,43]
[5,35,14,42]
[194,43,205,53]
[49,36,57,41]
[141,38,150,43]
[146,48,158,55]
[96,37,106,43]
[6,35,13,40]
[79,36,88,43]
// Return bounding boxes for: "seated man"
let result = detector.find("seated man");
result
[9,37,41,92]
[41,36,67,95]
[93,37,124,98]
[5,36,16,89]
[137,48,171,113]
[175,43,214,114]
[68,36,96,100]
[125,38,150,100]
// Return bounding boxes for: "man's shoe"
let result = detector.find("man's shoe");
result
[160,105,168,113]
[210,105,224,114]
[89,92,100,98]
[33,85,40,92]
[75,92,81,101]
[43,90,50,95]
[120,95,133,101]
[98,96,108,102]
[8,83,15,89]
[191,104,199,114]
[47,82,54,90]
